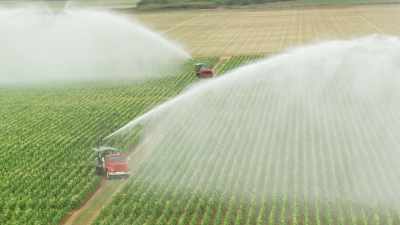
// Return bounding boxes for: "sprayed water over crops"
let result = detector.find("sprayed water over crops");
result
[106,35,400,219]
[0,4,189,85]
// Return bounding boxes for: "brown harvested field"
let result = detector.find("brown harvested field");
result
[132,4,400,57]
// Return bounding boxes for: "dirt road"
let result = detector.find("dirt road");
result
[62,179,127,225]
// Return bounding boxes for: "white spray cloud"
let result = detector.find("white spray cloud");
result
[0,6,190,85]
[107,35,400,213]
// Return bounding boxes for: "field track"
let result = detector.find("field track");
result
[61,179,125,225]
[133,3,400,56]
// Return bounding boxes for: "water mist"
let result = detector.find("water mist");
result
[106,35,400,218]
[0,6,189,85]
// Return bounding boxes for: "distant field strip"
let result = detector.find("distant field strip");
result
[136,4,400,56]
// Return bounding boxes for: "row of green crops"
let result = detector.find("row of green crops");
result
[0,59,223,225]
[92,55,400,225]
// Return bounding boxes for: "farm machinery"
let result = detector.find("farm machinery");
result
[195,63,214,78]
[94,147,130,179]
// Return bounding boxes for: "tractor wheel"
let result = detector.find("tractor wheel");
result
[106,171,111,180]
[95,167,102,175]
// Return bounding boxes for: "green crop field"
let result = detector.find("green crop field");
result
[2,1,400,225]
[0,56,261,225]
[0,60,209,225]
[3,54,400,225]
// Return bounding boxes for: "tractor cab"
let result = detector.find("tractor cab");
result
[195,63,214,78]
[94,147,129,179]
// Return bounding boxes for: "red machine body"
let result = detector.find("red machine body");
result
[95,147,129,179]
[195,63,215,78]
[104,153,129,179]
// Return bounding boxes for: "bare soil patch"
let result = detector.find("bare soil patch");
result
[133,4,400,56]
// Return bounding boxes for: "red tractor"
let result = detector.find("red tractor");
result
[195,63,214,78]
[94,147,129,179]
